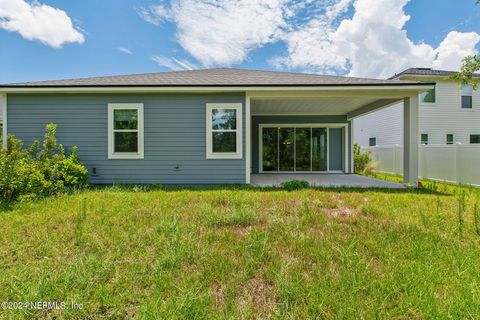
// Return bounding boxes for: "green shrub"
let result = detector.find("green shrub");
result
[0,124,89,202]
[281,179,310,191]
[354,143,374,174]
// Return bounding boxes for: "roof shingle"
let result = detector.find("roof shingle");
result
[390,67,480,79]
[1,68,430,87]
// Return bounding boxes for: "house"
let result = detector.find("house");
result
[0,68,433,185]
[355,68,480,147]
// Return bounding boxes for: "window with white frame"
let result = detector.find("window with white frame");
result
[206,103,242,159]
[470,134,480,144]
[446,134,454,145]
[420,88,436,103]
[369,137,376,147]
[461,84,473,109]
[421,133,428,145]
[108,103,144,159]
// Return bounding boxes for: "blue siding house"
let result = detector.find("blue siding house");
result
[0,68,433,185]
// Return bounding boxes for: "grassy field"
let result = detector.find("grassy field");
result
[1,181,480,319]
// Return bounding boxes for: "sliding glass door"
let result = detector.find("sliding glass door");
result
[262,127,328,172]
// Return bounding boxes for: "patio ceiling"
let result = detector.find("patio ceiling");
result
[251,97,400,116]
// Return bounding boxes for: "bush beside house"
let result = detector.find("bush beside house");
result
[0,124,89,202]
[354,143,375,175]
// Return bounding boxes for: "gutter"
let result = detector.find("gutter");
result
[0,83,435,93]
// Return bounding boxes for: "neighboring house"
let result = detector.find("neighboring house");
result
[355,68,480,147]
[0,68,432,185]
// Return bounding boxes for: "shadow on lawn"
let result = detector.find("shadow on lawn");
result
[94,183,451,196]
[0,183,456,213]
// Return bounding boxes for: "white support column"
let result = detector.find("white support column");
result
[0,93,6,148]
[403,95,419,185]
[245,92,251,184]
[349,120,354,173]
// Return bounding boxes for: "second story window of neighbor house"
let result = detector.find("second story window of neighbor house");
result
[421,134,428,145]
[461,84,473,109]
[470,135,480,144]
[446,134,454,145]
[369,137,376,146]
[420,88,436,103]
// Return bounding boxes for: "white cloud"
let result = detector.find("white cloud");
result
[141,0,480,78]
[118,47,132,55]
[140,0,289,66]
[270,0,352,75]
[151,55,197,70]
[433,31,480,70]
[136,4,171,26]
[0,0,84,48]
[276,0,480,78]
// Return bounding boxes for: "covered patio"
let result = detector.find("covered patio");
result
[251,173,405,188]
[245,83,433,186]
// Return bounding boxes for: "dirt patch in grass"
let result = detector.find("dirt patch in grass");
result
[310,226,324,238]
[238,275,277,317]
[324,206,360,217]
[216,224,258,237]
[369,258,383,276]
[213,282,225,307]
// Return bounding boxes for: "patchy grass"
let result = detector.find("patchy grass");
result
[1,183,480,319]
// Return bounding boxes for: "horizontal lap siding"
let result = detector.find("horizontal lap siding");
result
[7,93,246,184]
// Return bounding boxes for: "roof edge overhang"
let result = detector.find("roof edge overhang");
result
[0,83,435,93]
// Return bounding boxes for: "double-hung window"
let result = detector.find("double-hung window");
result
[108,103,144,159]
[461,84,473,109]
[206,103,242,159]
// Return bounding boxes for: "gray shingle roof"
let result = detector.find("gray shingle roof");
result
[390,67,480,79]
[1,68,431,87]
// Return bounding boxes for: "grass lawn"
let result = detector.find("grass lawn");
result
[1,181,480,319]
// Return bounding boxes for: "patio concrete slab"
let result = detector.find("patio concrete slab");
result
[251,173,406,189]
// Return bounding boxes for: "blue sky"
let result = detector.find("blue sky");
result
[0,0,479,84]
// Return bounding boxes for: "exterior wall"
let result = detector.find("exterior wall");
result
[251,115,350,173]
[354,102,403,146]
[354,78,480,147]
[419,80,480,145]
[7,93,246,184]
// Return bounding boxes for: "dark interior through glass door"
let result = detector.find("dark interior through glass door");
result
[262,127,329,172]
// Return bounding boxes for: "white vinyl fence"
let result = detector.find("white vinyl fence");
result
[361,144,480,186]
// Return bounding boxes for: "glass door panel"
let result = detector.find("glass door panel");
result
[279,128,295,171]
[295,128,311,171]
[312,128,328,171]
[262,128,278,171]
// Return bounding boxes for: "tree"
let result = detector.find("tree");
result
[450,1,480,89]
[451,55,480,90]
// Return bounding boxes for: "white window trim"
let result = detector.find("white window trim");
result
[420,88,436,104]
[420,133,429,145]
[446,134,454,145]
[108,103,144,159]
[206,103,243,159]
[258,123,349,174]
[470,134,480,144]
[460,83,474,110]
